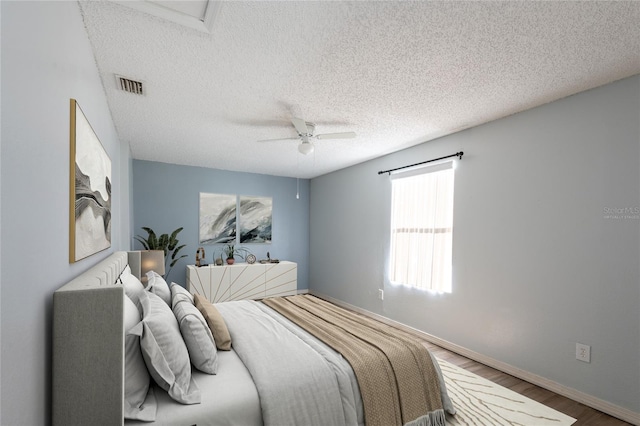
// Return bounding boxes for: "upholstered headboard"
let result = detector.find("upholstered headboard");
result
[52,251,134,426]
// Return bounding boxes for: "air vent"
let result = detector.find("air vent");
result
[115,75,144,95]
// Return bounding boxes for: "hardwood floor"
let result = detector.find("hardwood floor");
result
[421,340,632,426]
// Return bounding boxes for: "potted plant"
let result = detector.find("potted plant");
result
[223,244,250,265]
[135,227,187,281]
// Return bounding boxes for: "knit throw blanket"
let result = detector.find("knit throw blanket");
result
[262,295,446,426]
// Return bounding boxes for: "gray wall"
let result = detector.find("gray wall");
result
[310,76,640,413]
[0,2,132,424]
[132,160,310,290]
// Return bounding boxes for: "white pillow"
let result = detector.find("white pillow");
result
[172,298,218,374]
[121,265,145,315]
[123,295,157,421]
[131,291,201,405]
[171,282,194,305]
[146,270,171,306]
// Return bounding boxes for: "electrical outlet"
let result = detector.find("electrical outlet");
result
[378,289,384,300]
[576,343,591,363]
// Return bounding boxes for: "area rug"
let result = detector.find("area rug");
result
[438,359,577,425]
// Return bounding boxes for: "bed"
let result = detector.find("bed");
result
[52,251,454,426]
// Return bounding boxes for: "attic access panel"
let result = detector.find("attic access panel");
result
[113,0,220,33]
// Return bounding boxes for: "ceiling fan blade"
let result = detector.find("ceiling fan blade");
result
[291,117,309,135]
[315,132,356,140]
[257,137,300,143]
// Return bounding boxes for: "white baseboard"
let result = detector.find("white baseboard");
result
[309,291,640,426]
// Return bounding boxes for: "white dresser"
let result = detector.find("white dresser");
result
[186,261,297,302]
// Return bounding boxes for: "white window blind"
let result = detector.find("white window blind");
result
[389,162,455,293]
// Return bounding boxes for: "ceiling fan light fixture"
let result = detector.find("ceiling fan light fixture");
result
[298,142,314,155]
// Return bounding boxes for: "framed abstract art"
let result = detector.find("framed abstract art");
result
[239,195,272,243]
[199,192,237,244]
[69,99,111,262]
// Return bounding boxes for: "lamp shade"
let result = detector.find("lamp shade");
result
[140,250,165,282]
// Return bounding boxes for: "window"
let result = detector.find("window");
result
[389,162,455,293]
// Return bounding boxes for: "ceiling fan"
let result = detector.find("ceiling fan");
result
[258,117,356,155]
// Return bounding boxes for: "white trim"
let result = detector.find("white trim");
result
[309,290,640,425]
[202,1,221,33]
[114,1,221,34]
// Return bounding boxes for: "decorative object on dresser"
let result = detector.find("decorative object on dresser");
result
[259,251,279,264]
[246,253,257,264]
[135,226,187,281]
[69,98,112,263]
[222,243,250,265]
[187,261,297,302]
[195,247,207,267]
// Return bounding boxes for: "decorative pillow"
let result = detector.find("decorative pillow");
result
[171,282,194,306]
[173,298,218,374]
[146,270,171,306]
[121,265,145,315]
[123,295,157,421]
[194,294,232,351]
[131,291,201,404]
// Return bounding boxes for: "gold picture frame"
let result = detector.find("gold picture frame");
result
[69,99,111,263]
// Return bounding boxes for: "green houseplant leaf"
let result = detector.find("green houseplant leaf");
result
[223,243,251,260]
[135,227,187,282]
[168,227,183,251]
[172,244,186,260]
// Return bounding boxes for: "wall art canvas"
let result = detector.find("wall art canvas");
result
[200,193,237,244]
[239,196,272,243]
[69,99,111,262]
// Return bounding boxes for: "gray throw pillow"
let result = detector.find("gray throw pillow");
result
[121,265,145,316]
[146,270,171,306]
[172,299,219,374]
[124,295,157,421]
[171,282,194,305]
[131,291,201,405]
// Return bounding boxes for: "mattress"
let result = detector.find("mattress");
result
[125,349,262,426]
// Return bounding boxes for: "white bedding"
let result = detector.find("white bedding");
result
[125,299,365,426]
[125,349,262,426]
[217,300,365,426]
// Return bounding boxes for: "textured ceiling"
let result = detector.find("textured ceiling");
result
[79,1,639,179]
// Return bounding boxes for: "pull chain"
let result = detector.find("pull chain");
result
[296,149,300,199]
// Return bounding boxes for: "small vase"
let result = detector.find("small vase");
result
[226,258,235,265]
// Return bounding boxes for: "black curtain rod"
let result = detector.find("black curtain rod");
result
[378,151,464,175]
